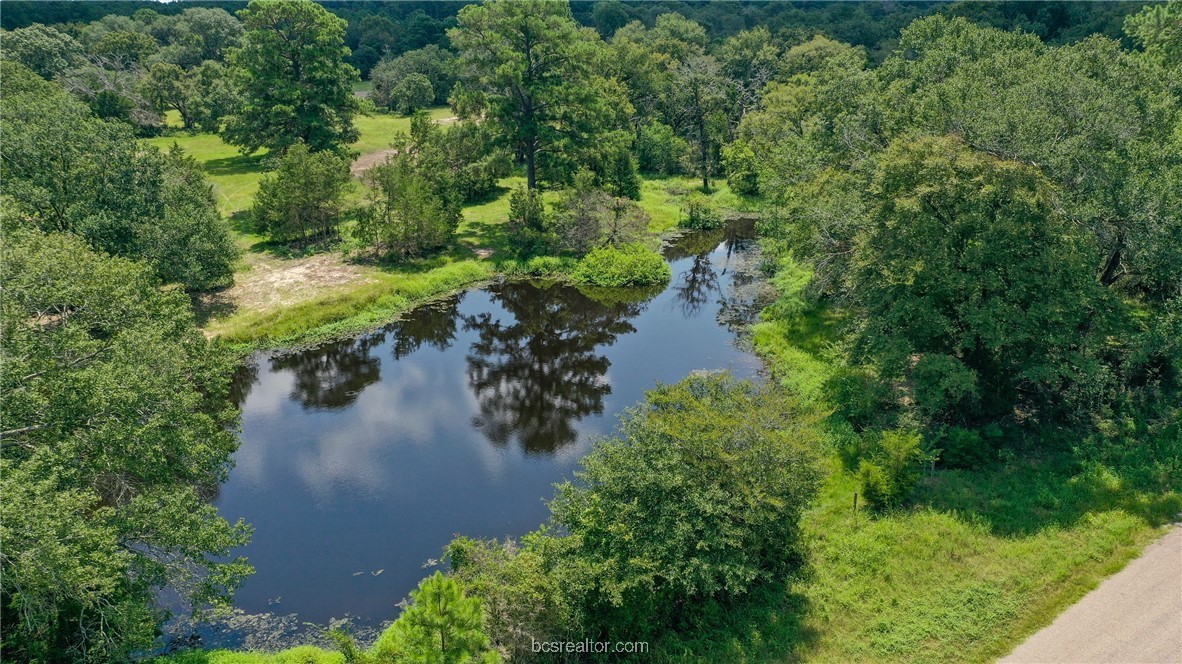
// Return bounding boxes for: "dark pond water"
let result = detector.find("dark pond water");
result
[203,222,769,647]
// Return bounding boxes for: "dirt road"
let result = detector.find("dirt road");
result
[1003,526,1182,663]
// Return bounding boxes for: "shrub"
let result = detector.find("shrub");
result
[722,140,759,195]
[357,114,461,257]
[939,426,995,469]
[550,374,822,640]
[389,72,434,115]
[506,186,552,257]
[859,428,926,510]
[551,175,650,255]
[369,572,497,663]
[252,143,352,243]
[571,244,671,288]
[447,535,578,662]
[679,192,724,230]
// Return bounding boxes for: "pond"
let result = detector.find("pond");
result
[197,221,769,649]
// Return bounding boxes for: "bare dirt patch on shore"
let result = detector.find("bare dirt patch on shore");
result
[194,252,375,332]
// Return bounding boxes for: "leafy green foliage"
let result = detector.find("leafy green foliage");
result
[721,140,759,195]
[449,0,628,188]
[370,45,456,109]
[357,113,462,257]
[849,136,1111,423]
[369,572,498,664]
[858,428,926,510]
[446,534,578,663]
[224,0,359,154]
[549,374,822,639]
[388,72,434,115]
[679,191,724,230]
[251,142,352,243]
[1,23,83,77]
[89,29,158,64]
[1,230,250,662]
[635,121,687,175]
[2,64,236,290]
[570,243,670,288]
[504,185,550,257]
[155,7,243,68]
[1125,0,1182,68]
[670,55,734,191]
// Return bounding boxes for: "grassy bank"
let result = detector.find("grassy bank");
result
[645,259,1180,663]
[208,259,494,349]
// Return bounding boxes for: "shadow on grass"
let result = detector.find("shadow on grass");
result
[229,216,346,259]
[644,582,818,663]
[347,249,457,275]
[914,447,1182,538]
[190,288,238,327]
[203,153,268,177]
[456,218,513,256]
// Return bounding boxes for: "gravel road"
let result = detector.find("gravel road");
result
[1003,526,1181,663]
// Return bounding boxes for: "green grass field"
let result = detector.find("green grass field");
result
[145,107,453,216]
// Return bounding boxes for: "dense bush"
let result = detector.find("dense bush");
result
[571,243,670,288]
[550,374,822,639]
[679,191,724,230]
[357,114,462,257]
[1,231,249,662]
[370,44,457,109]
[722,140,759,195]
[636,120,687,175]
[2,63,236,290]
[252,143,352,243]
[858,428,927,510]
[551,172,650,255]
[448,375,822,656]
[505,185,551,258]
[388,72,434,115]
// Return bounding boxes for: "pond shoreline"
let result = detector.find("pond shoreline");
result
[213,221,754,358]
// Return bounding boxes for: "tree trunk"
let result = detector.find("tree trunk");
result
[526,143,537,190]
[700,118,710,191]
[1100,248,1123,286]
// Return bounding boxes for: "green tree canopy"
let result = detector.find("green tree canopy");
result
[0,23,84,78]
[550,374,821,639]
[358,114,463,257]
[449,0,627,189]
[848,135,1113,421]
[224,0,360,154]
[251,142,352,243]
[1,230,251,662]
[2,62,237,290]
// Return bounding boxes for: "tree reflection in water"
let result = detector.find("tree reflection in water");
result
[673,253,719,317]
[463,281,658,455]
[390,294,464,360]
[269,332,388,410]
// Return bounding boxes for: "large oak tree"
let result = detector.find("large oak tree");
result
[223,0,359,154]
